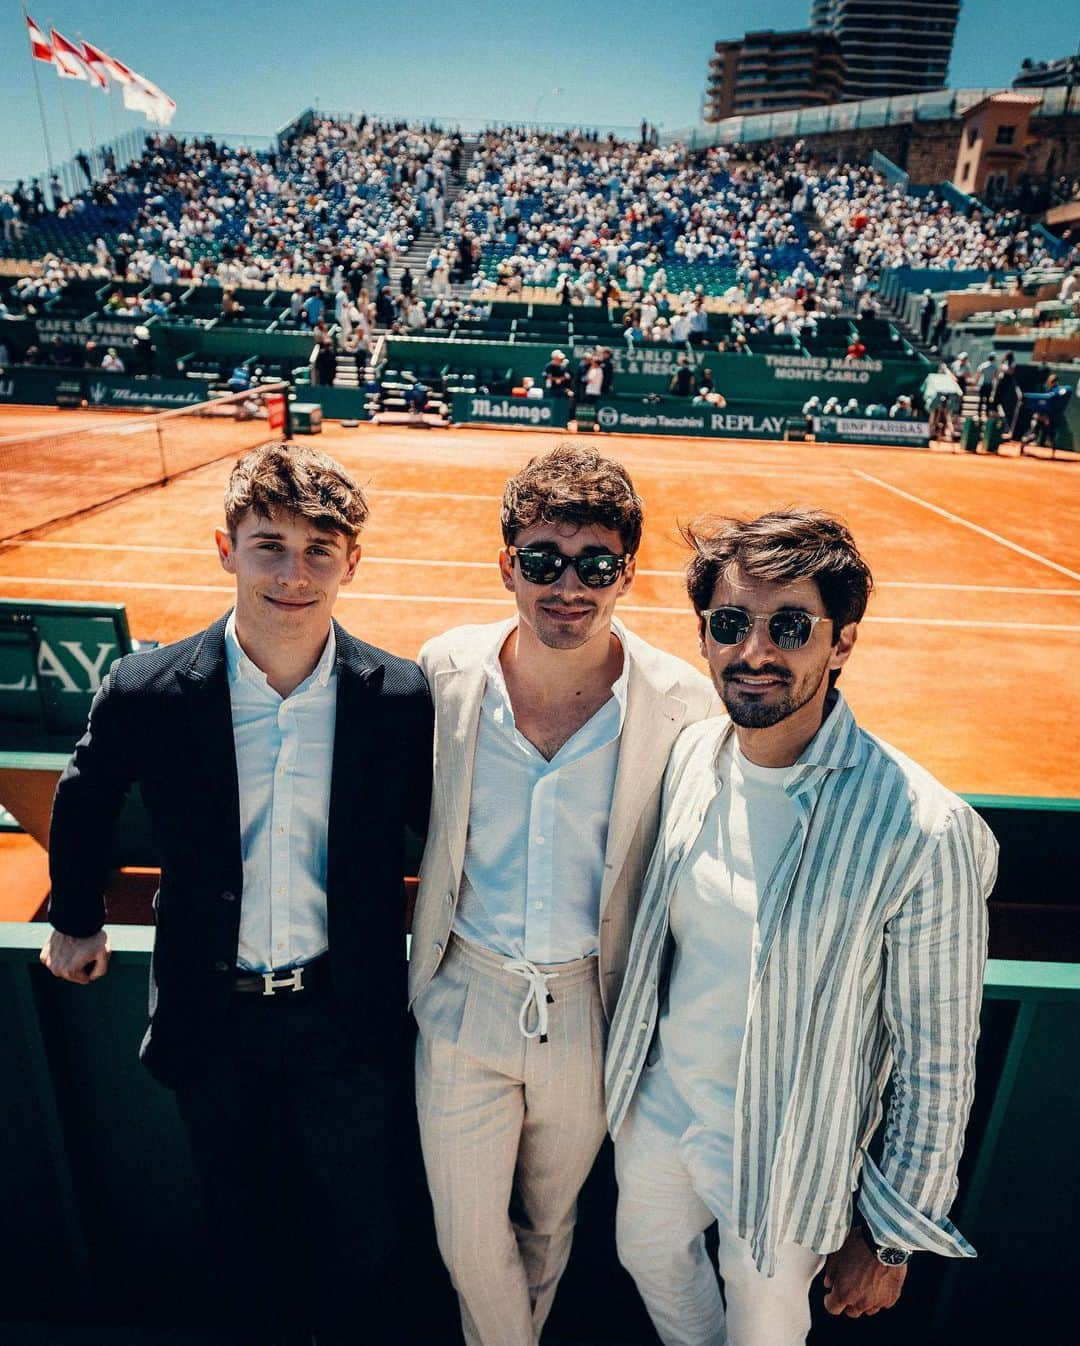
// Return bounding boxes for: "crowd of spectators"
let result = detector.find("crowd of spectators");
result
[3,119,1078,408]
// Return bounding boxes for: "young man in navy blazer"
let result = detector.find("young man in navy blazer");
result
[41,443,433,1345]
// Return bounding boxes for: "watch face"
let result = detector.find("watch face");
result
[876,1246,909,1266]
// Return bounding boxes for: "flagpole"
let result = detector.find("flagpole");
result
[77,33,100,184]
[22,5,57,207]
[46,17,79,185]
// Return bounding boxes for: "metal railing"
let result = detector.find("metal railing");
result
[665,85,1080,149]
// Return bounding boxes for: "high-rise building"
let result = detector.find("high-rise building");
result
[704,28,845,122]
[811,0,960,101]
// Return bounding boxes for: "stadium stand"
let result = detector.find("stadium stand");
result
[2,118,1077,438]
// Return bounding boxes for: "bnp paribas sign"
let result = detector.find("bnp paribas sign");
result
[451,394,570,428]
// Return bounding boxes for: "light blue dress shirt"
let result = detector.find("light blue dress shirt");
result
[453,622,629,965]
[224,612,337,973]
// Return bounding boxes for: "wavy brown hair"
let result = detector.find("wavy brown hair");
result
[683,509,873,641]
[500,443,644,553]
[224,443,368,539]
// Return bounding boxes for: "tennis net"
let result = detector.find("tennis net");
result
[0,383,289,541]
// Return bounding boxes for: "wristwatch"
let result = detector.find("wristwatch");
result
[856,1221,910,1267]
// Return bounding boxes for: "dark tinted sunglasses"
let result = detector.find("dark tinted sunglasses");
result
[702,606,827,651]
[508,545,629,589]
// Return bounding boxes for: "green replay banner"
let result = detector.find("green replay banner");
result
[594,397,788,439]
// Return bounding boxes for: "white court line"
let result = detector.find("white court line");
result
[853,468,1080,583]
[3,575,1079,633]
[9,540,1080,598]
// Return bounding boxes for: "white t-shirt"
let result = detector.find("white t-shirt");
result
[638,734,799,1208]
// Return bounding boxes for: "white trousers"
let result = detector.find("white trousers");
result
[414,934,607,1346]
[615,1078,824,1346]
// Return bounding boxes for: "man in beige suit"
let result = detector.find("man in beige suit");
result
[410,444,718,1346]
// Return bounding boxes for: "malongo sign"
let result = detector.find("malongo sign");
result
[595,398,787,439]
[450,393,570,428]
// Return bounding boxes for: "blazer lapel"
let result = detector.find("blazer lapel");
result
[432,659,486,887]
[174,617,242,865]
[600,653,691,912]
[327,626,384,898]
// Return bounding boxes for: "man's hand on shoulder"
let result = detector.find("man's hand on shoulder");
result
[40,929,111,984]
[822,1226,907,1317]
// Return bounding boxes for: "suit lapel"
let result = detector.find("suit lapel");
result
[174,617,242,867]
[601,651,691,912]
[327,625,384,900]
[433,659,487,887]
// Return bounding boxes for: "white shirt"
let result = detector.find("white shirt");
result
[639,736,797,1210]
[453,622,630,963]
[225,613,337,972]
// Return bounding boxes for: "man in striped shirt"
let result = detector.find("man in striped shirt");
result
[606,510,998,1346]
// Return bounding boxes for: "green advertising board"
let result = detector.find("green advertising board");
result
[0,366,211,410]
[812,414,931,447]
[594,397,788,439]
[450,393,570,429]
[387,336,930,412]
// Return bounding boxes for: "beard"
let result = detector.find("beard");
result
[720,660,827,729]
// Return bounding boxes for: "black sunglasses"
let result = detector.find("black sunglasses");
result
[508,545,629,589]
[701,606,827,651]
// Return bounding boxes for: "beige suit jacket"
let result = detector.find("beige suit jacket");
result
[409,618,719,1020]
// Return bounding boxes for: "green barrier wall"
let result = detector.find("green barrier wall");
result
[152,320,315,367]
[385,337,931,411]
[291,384,372,421]
[2,922,1074,1343]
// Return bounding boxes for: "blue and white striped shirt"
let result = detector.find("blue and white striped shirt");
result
[605,692,998,1274]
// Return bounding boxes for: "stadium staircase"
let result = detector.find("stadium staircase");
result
[388,137,479,300]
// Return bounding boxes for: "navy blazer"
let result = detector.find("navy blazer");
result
[48,614,434,1087]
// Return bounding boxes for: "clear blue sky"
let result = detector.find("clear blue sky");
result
[2,1,1076,184]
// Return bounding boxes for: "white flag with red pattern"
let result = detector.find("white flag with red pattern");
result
[25,14,54,64]
[122,73,177,126]
[50,28,90,80]
[81,40,136,87]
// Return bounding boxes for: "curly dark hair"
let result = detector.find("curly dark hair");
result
[683,509,873,641]
[224,443,368,539]
[500,443,644,554]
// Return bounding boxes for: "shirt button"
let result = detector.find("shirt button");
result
[220,890,236,903]
[533,901,544,910]
[445,893,454,907]
[535,836,546,845]
[434,942,443,956]
[277,825,285,835]
[639,1021,649,1031]
[214,960,230,972]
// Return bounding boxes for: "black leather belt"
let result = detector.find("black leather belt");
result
[234,953,331,997]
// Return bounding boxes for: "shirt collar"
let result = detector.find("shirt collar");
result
[224,610,337,694]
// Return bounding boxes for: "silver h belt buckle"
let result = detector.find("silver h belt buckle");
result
[262,966,304,996]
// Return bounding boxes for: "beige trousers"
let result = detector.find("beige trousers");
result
[414,934,608,1346]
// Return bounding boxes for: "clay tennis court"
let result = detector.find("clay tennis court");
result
[2,405,1078,808]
